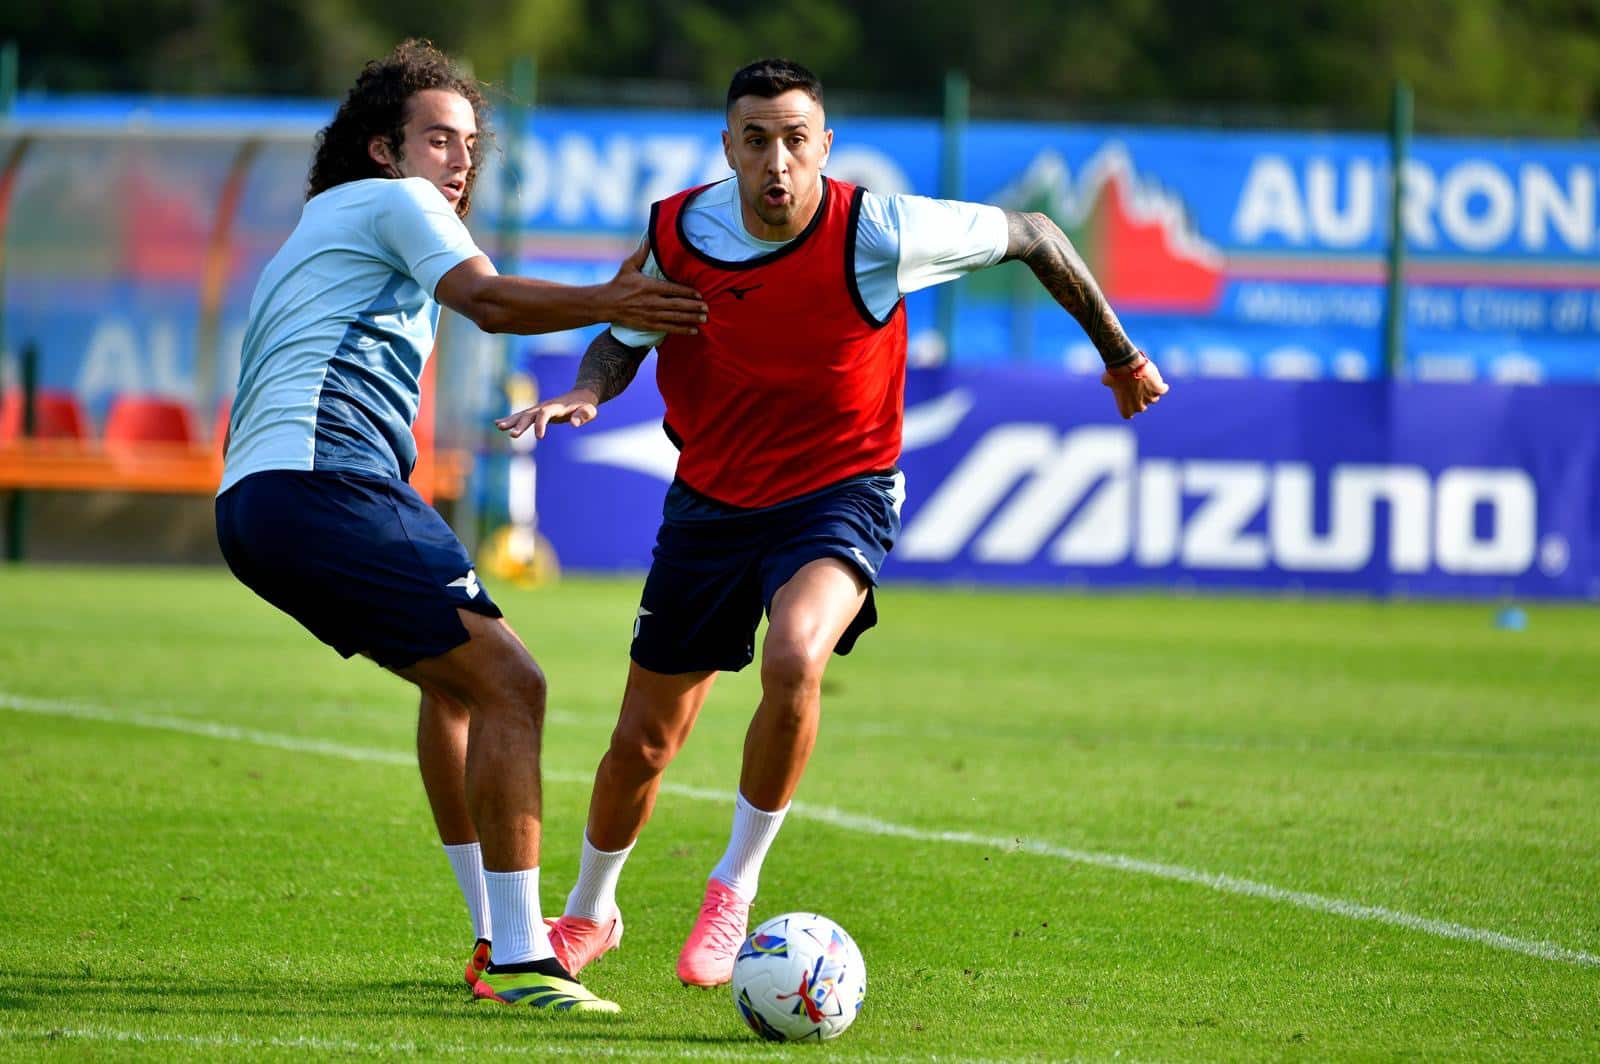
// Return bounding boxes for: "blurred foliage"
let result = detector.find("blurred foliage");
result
[6,0,1600,131]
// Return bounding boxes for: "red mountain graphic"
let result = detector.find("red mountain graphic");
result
[996,145,1226,313]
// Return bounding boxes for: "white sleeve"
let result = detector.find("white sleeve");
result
[608,242,667,350]
[862,193,1009,296]
[376,178,484,296]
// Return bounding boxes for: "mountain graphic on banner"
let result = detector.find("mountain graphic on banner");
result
[993,144,1226,313]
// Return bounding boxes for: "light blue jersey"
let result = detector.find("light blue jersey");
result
[220,177,483,494]
[613,180,1008,348]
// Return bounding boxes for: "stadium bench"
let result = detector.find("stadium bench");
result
[0,437,469,498]
[0,389,90,443]
[0,395,468,499]
[104,395,201,449]
[2,348,463,502]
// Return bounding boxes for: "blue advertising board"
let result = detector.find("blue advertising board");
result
[5,96,1599,444]
[492,114,1600,383]
[527,355,1597,599]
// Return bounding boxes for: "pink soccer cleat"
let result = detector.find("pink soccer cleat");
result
[544,911,623,976]
[464,938,491,987]
[675,879,751,988]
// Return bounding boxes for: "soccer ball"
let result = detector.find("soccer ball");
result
[730,912,865,1042]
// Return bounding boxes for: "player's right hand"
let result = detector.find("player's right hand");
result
[495,388,601,440]
[605,241,707,335]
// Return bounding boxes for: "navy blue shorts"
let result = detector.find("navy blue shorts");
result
[630,470,904,675]
[215,470,501,670]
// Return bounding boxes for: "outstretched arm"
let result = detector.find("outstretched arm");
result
[1002,210,1168,418]
[494,329,652,440]
[437,241,706,337]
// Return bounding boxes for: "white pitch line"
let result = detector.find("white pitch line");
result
[0,1022,1040,1063]
[4,691,1598,971]
[787,804,1600,970]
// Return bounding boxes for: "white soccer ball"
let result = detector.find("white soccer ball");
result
[730,912,866,1042]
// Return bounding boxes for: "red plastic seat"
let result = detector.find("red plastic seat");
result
[0,389,90,442]
[103,395,198,447]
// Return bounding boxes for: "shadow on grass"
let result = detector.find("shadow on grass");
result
[0,969,481,1020]
[0,968,752,1046]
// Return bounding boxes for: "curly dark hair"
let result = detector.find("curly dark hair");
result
[306,39,490,217]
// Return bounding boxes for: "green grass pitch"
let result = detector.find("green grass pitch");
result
[2,565,1597,1060]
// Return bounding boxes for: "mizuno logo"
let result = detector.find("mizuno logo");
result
[846,547,876,576]
[898,424,1544,577]
[447,570,482,598]
[727,283,763,300]
[633,605,653,639]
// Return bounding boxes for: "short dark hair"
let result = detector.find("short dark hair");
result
[725,58,824,112]
[306,39,490,217]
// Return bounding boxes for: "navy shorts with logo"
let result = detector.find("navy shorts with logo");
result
[215,469,501,670]
[630,470,904,675]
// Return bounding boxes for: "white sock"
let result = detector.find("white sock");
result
[709,792,789,900]
[565,835,635,920]
[443,842,491,943]
[482,867,554,965]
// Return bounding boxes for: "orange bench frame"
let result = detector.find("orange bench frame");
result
[0,440,470,501]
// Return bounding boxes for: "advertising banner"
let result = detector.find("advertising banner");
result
[489,112,1600,383]
[6,99,1599,440]
[528,355,1598,599]
[955,126,1600,382]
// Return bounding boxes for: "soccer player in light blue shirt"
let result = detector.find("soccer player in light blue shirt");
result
[215,40,706,1014]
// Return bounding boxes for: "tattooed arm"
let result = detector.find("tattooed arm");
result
[494,329,652,440]
[1002,209,1168,418]
[575,330,651,404]
[1002,210,1139,367]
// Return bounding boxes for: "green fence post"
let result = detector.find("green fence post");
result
[5,340,36,562]
[1384,80,1412,378]
[935,69,968,361]
[495,56,535,276]
[476,56,537,554]
[0,41,17,115]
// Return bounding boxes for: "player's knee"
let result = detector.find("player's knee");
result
[608,717,679,777]
[506,658,548,714]
[466,655,547,725]
[760,641,825,704]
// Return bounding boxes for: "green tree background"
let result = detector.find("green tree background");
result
[5,0,1600,131]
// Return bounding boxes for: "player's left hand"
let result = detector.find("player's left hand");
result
[604,240,707,335]
[495,388,601,440]
[1101,352,1168,419]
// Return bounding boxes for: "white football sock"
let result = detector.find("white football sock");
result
[709,791,789,900]
[564,835,635,920]
[442,841,491,943]
[482,867,554,965]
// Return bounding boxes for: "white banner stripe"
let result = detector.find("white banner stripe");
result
[4,691,1596,970]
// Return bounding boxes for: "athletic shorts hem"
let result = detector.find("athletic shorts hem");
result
[216,469,500,671]
[628,470,899,675]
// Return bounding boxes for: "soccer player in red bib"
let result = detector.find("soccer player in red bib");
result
[496,58,1167,989]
